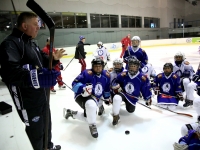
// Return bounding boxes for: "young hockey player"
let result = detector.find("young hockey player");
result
[123,36,148,69]
[153,63,184,110]
[43,37,66,94]
[173,51,194,107]
[111,58,152,126]
[93,41,110,70]
[63,58,110,138]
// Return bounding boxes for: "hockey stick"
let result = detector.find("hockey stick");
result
[152,104,193,118]
[137,101,162,113]
[26,1,55,150]
[11,0,18,22]
[63,57,75,71]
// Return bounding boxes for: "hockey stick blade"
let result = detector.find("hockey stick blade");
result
[152,104,193,118]
[26,0,55,29]
[137,101,162,113]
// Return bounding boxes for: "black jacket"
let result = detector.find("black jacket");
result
[74,41,90,59]
[0,28,58,109]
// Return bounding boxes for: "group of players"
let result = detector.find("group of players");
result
[63,35,200,149]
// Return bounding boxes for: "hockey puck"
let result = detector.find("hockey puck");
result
[125,130,130,135]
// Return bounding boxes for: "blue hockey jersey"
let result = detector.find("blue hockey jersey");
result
[123,46,148,69]
[72,69,111,100]
[154,72,182,105]
[115,71,152,105]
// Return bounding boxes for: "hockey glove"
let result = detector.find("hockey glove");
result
[112,83,122,94]
[154,87,160,95]
[60,64,64,70]
[104,98,112,105]
[29,68,60,89]
[145,99,152,106]
[176,93,184,101]
[192,74,200,82]
[81,84,93,97]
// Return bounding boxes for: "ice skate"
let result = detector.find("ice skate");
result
[89,124,98,138]
[49,145,61,150]
[63,108,77,119]
[173,142,188,150]
[112,114,120,126]
[183,99,193,108]
[59,85,66,90]
[50,89,56,94]
[98,105,105,116]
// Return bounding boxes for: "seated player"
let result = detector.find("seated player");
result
[153,63,184,110]
[173,51,194,107]
[111,58,152,126]
[63,58,110,138]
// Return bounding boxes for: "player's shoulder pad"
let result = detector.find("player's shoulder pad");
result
[173,74,178,79]
[120,72,127,77]
[157,73,162,78]
[184,61,190,65]
[142,49,146,53]
[86,70,93,75]
[141,75,147,81]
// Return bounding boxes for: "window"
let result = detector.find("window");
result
[90,14,100,28]
[136,17,142,28]
[101,14,109,28]
[91,14,119,28]
[144,17,160,28]
[48,12,62,28]
[110,15,118,28]
[129,16,135,28]
[76,13,87,28]
[62,12,75,28]
[0,12,12,31]
[121,16,128,27]
[121,15,142,28]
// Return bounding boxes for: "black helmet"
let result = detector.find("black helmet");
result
[127,58,140,76]
[163,63,173,76]
[91,58,104,75]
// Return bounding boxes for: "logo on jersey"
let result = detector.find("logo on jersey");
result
[94,83,103,96]
[175,70,182,77]
[141,66,148,74]
[97,50,104,56]
[125,82,134,94]
[162,83,171,93]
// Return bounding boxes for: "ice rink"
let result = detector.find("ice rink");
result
[0,44,200,150]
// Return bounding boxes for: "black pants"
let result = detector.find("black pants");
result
[75,95,96,117]
[117,93,136,113]
[17,103,53,150]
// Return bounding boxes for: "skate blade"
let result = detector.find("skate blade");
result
[63,108,67,118]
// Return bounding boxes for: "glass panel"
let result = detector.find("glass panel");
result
[129,16,135,28]
[110,15,118,28]
[90,14,100,28]
[144,17,149,28]
[121,16,128,28]
[100,14,109,28]
[48,13,62,28]
[62,12,75,28]
[0,12,12,31]
[136,17,142,28]
[75,13,87,28]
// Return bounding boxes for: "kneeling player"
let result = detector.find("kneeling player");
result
[154,63,184,110]
[111,58,152,126]
[63,58,110,138]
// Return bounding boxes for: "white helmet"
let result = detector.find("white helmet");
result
[174,51,185,60]
[113,58,123,64]
[97,41,103,45]
[131,36,141,41]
